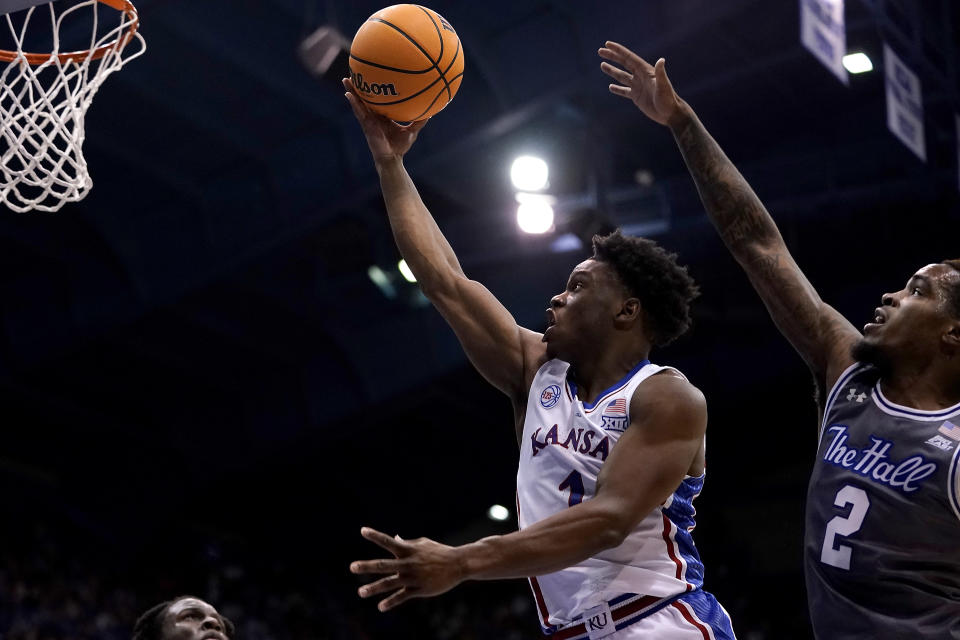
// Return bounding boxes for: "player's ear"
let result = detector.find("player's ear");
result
[616,297,642,326]
[943,322,960,352]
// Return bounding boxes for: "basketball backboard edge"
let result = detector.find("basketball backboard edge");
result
[1,0,61,16]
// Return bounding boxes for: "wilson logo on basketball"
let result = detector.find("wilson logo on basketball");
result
[350,71,398,97]
[438,16,455,33]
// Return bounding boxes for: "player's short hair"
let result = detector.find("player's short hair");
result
[132,596,235,640]
[591,230,700,346]
[943,259,960,319]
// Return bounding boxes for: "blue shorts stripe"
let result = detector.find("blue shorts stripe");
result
[677,589,737,639]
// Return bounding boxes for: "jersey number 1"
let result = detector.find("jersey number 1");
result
[820,484,870,570]
[559,470,584,507]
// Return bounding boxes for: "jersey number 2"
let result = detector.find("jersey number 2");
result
[820,484,870,570]
[559,470,584,507]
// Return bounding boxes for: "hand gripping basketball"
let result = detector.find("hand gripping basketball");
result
[343,78,428,163]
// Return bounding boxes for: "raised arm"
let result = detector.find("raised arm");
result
[343,80,545,407]
[598,42,859,388]
[349,373,706,611]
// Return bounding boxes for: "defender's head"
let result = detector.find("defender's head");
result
[853,261,960,373]
[132,596,234,640]
[543,230,699,363]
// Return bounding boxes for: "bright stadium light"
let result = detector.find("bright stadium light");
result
[842,52,873,74]
[367,265,397,299]
[517,199,554,234]
[550,232,584,253]
[398,259,416,283]
[487,504,510,521]
[510,155,549,191]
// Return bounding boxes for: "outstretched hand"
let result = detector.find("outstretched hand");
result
[350,526,465,612]
[598,41,685,128]
[343,78,429,163]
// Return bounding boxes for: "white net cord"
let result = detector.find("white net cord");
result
[0,0,145,212]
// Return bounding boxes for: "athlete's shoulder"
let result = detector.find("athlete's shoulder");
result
[634,364,701,400]
[828,361,881,395]
[630,369,706,430]
[534,358,571,379]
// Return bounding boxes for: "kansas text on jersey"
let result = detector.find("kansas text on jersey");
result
[517,359,712,636]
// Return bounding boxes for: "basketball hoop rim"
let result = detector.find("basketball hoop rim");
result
[0,0,140,65]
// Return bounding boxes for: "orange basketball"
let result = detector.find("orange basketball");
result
[349,4,464,122]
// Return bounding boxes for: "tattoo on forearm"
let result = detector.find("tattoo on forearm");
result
[672,114,856,371]
[747,251,781,279]
[673,117,777,251]
[744,250,824,354]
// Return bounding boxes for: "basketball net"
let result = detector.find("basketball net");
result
[0,0,145,213]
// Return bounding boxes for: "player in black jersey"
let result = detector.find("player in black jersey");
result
[599,41,960,638]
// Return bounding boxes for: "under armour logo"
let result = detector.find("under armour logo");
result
[846,388,866,403]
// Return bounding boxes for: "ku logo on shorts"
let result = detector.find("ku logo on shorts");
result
[584,602,615,639]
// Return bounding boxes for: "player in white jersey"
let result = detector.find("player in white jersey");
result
[343,73,736,639]
[598,39,960,637]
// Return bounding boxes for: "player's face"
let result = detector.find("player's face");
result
[543,259,627,360]
[161,598,228,640]
[859,263,960,363]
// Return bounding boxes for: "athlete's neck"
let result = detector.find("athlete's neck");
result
[569,350,650,406]
[878,366,960,412]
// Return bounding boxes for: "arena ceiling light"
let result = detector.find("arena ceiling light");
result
[517,201,554,234]
[516,193,555,234]
[487,504,510,521]
[367,265,397,299]
[397,259,416,283]
[550,232,584,253]
[510,155,549,191]
[842,52,873,74]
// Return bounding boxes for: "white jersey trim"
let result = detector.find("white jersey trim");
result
[871,382,960,421]
[949,444,960,525]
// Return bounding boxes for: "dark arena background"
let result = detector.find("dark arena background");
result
[2,1,959,638]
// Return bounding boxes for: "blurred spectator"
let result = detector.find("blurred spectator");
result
[0,504,536,639]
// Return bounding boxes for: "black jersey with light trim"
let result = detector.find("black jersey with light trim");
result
[804,363,960,639]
